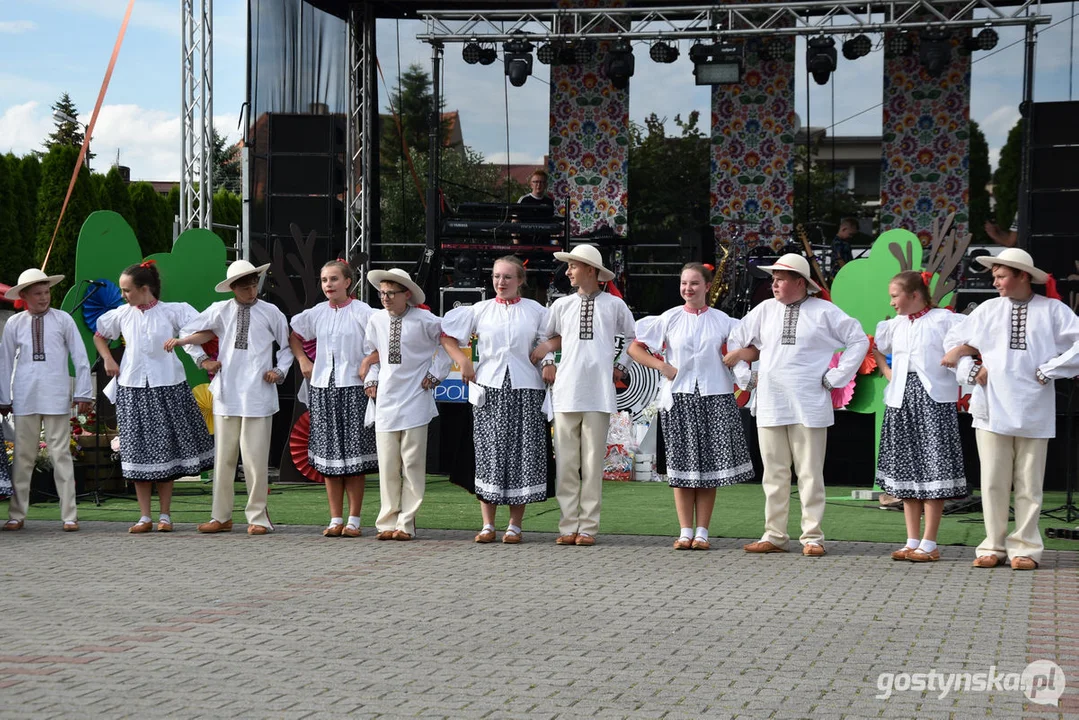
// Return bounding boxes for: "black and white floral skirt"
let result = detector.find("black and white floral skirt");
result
[661,388,755,489]
[473,371,548,505]
[876,373,967,500]
[116,382,215,482]
[0,447,11,498]
[308,373,377,477]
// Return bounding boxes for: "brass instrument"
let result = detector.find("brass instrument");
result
[708,243,731,307]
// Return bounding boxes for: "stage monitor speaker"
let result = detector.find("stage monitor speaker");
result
[1030,190,1079,236]
[267,114,344,155]
[953,288,998,315]
[1031,146,1079,191]
[267,196,344,236]
[1031,101,1079,147]
[438,286,487,315]
[1029,234,1079,283]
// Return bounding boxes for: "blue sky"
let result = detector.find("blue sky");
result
[1,1,1076,180]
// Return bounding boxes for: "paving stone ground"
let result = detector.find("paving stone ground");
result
[2,522,1078,719]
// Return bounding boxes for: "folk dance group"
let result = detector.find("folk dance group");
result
[2,244,1077,570]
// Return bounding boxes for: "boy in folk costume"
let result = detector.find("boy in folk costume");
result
[363,268,450,541]
[725,254,869,557]
[943,248,1079,570]
[530,244,637,547]
[169,261,294,536]
[0,269,94,532]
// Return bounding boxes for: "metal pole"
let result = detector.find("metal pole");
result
[1017,22,1036,251]
[423,42,443,285]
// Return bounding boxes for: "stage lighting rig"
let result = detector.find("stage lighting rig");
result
[573,39,595,65]
[504,33,534,87]
[537,42,557,65]
[763,38,791,63]
[807,36,837,85]
[649,41,679,64]
[918,30,951,77]
[962,27,999,54]
[842,34,872,61]
[691,42,742,85]
[884,32,913,58]
[604,39,635,90]
[477,45,497,66]
[462,41,482,65]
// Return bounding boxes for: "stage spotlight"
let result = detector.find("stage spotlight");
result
[574,39,595,65]
[806,36,837,85]
[649,41,679,64]
[503,34,534,87]
[605,39,635,90]
[478,45,497,66]
[963,27,999,54]
[537,42,556,65]
[689,41,711,64]
[919,30,951,77]
[885,32,912,58]
[763,38,790,62]
[842,34,871,60]
[691,42,742,85]
[462,42,482,65]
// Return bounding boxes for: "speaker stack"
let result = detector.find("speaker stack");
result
[1028,101,1079,290]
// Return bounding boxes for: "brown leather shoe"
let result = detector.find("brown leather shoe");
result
[575,533,596,546]
[392,530,412,541]
[1011,556,1038,570]
[322,523,343,537]
[673,537,692,550]
[2,520,24,531]
[908,548,940,562]
[341,524,361,538]
[247,525,270,536]
[474,528,496,543]
[156,519,173,533]
[744,540,787,553]
[802,543,826,557]
[62,522,79,532]
[197,519,233,534]
[376,530,395,540]
[691,537,710,551]
[972,554,1001,568]
[891,546,913,561]
[502,530,522,545]
[555,533,578,545]
[129,520,153,534]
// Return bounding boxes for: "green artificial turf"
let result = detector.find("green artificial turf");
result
[6,477,1079,551]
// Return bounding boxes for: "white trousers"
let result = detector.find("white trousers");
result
[975,429,1049,563]
[211,415,273,528]
[375,426,429,535]
[554,411,609,537]
[9,414,77,524]
[757,424,827,548]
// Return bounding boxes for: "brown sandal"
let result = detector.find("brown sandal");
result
[474,528,496,543]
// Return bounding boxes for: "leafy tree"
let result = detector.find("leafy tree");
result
[99,166,138,238]
[129,181,173,256]
[792,139,864,231]
[380,64,447,175]
[992,118,1023,229]
[34,145,98,303]
[968,120,991,244]
[166,184,181,231]
[44,92,93,161]
[0,155,22,284]
[212,188,242,248]
[212,129,241,194]
[628,112,710,234]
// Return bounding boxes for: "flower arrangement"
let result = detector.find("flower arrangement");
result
[3,430,82,472]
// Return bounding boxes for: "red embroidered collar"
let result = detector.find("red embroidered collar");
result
[495,296,522,305]
[137,299,159,312]
[329,298,352,309]
[908,306,931,322]
[682,304,708,315]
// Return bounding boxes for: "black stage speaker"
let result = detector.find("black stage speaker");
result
[1028,102,1079,283]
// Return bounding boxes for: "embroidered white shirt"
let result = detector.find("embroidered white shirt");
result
[364,307,451,432]
[543,291,636,414]
[96,302,199,388]
[289,300,374,389]
[0,309,93,415]
[181,299,294,417]
[945,295,1079,438]
[875,308,964,408]
[728,296,869,428]
[441,298,552,391]
[634,306,739,396]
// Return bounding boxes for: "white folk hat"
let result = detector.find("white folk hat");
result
[215,260,271,293]
[758,253,822,294]
[553,243,615,282]
[367,267,425,306]
[4,268,65,301]
[975,247,1049,284]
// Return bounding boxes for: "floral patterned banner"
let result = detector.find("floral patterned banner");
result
[880,34,971,246]
[710,46,796,252]
[549,1,628,236]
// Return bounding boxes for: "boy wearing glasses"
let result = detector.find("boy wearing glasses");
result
[363,268,449,540]
[170,260,293,535]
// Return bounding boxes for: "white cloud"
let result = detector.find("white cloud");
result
[0,102,53,155]
[988,146,1002,171]
[0,20,36,33]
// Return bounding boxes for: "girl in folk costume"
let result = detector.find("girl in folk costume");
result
[363,268,450,541]
[943,249,1079,570]
[440,256,553,544]
[0,269,94,531]
[873,271,967,563]
[93,261,215,533]
[169,261,295,536]
[288,260,377,538]
[628,263,756,550]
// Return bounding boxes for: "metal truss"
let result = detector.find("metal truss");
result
[417,1,1050,43]
[346,3,375,301]
[180,0,213,235]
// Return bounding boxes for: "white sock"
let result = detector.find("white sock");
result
[506,524,521,535]
[329,516,343,527]
[139,515,152,524]
[906,538,920,549]
[680,527,693,539]
[158,513,171,523]
[918,539,937,553]
[695,527,709,541]
[346,515,361,529]
[481,523,495,532]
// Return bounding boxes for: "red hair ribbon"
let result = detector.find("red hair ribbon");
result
[702,263,715,272]
[920,271,933,287]
[335,257,346,263]
[1045,273,1062,300]
[140,259,156,268]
